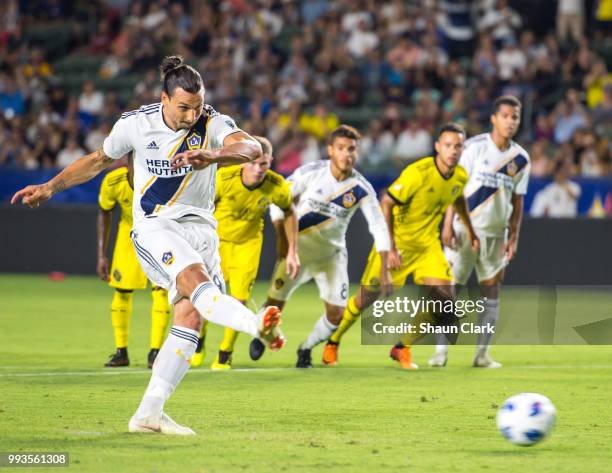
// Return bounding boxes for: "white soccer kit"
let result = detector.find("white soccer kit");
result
[267,160,390,306]
[446,133,531,283]
[103,102,240,303]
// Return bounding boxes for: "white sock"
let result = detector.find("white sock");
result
[476,298,500,355]
[134,326,198,419]
[434,334,449,355]
[191,282,259,338]
[301,315,338,350]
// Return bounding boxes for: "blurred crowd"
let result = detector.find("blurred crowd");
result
[0,0,611,177]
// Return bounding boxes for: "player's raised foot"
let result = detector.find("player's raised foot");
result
[104,348,129,367]
[147,349,159,369]
[472,351,502,368]
[190,350,205,368]
[211,350,232,370]
[428,352,448,368]
[322,341,339,366]
[296,347,312,368]
[128,412,195,435]
[389,345,418,369]
[256,306,286,351]
[249,338,265,361]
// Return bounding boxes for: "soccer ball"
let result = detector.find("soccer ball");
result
[496,393,557,446]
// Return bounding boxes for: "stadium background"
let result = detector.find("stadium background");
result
[0,0,611,283]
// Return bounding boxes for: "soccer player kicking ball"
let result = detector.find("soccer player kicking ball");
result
[323,124,480,369]
[12,55,285,435]
[97,155,171,369]
[429,96,530,369]
[190,136,300,370]
[250,125,392,368]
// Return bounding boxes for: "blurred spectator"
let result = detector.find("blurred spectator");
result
[478,0,522,45]
[57,138,85,168]
[557,0,584,44]
[360,118,394,171]
[529,140,554,177]
[393,119,433,167]
[530,160,581,217]
[78,81,104,120]
[496,38,526,81]
[298,104,340,143]
[346,20,379,59]
[0,75,25,117]
[551,88,589,143]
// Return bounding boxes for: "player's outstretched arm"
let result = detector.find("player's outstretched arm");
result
[171,131,262,170]
[381,193,402,270]
[96,208,113,281]
[11,149,114,208]
[441,205,457,249]
[453,196,480,252]
[282,204,300,280]
[504,193,524,262]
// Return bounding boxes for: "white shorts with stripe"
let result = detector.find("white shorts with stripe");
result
[131,216,225,305]
[267,247,349,307]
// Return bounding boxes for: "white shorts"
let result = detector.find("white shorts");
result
[131,216,225,305]
[267,248,349,307]
[444,225,507,285]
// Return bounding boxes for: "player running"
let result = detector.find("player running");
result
[323,123,479,369]
[429,96,530,369]
[191,135,300,370]
[12,55,285,435]
[250,125,392,368]
[97,155,171,369]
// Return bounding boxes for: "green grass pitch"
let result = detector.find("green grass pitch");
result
[1,274,611,472]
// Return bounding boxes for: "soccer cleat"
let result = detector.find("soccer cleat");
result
[256,306,286,351]
[147,349,159,369]
[322,341,339,366]
[128,412,195,435]
[428,352,448,368]
[473,352,502,368]
[210,350,232,370]
[104,348,129,367]
[296,347,313,368]
[249,338,266,361]
[389,345,418,369]
[190,350,205,368]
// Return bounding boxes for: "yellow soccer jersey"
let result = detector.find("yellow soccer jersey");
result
[215,166,292,243]
[387,157,468,248]
[99,167,133,230]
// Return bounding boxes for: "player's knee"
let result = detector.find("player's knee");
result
[176,264,208,296]
[326,308,344,325]
[174,299,202,331]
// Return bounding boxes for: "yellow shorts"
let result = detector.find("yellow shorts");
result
[219,237,262,301]
[361,242,452,287]
[109,227,148,290]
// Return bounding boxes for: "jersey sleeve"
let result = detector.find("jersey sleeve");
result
[98,173,117,211]
[386,166,421,204]
[268,166,311,221]
[102,116,134,160]
[360,180,391,252]
[207,114,241,149]
[271,178,292,211]
[458,141,477,176]
[514,159,531,195]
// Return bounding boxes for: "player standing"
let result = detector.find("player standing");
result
[250,125,392,368]
[323,124,479,369]
[97,155,170,369]
[190,136,300,370]
[12,56,285,435]
[429,96,530,368]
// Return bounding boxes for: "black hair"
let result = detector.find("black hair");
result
[492,95,522,113]
[160,55,204,96]
[437,122,466,139]
[329,124,362,144]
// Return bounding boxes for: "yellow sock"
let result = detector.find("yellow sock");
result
[111,290,132,348]
[399,310,438,347]
[330,296,361,343]
[150,288,171,349]
[197,321,208,352]
[219,328,239,352]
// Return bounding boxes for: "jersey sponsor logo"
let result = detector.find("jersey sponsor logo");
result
[162,251,174,265]
[147,141,159,150]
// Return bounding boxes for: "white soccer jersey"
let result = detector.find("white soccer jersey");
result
[270,160,390,256]
[458,133,531,236]
[103,103,240,225]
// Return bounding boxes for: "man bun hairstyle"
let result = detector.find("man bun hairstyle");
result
[160,55,204,96]
[437,122,466,139]
[492,95,522,113]
[329,124,362,144]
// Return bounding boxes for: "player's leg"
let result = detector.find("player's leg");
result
[190,320,208,368]
[298,302,344,368]
[430,230,476,367]
[249,257,311,361]
[105,289,133,367]
[148,286,171,368]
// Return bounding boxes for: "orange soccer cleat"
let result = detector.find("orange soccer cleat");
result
[389,345,418,369]
[322,341,339,366]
